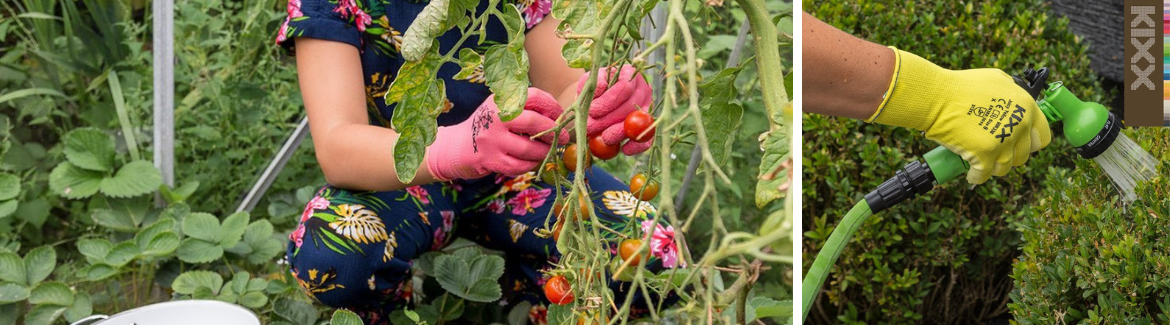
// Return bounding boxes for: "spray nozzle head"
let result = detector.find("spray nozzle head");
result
[1028,76,1120,159]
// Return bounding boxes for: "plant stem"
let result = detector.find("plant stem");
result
[735,0,790,117]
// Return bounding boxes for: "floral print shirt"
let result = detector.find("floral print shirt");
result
[276,0,553,127]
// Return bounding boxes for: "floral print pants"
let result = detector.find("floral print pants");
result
[286,166,681,323]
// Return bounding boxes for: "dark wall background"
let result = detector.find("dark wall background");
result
[1049,0,1124,83]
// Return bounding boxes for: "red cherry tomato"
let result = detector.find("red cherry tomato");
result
[619,239,644,266]
[629,173,659,201]
[544,275,574,305]
[563,144,592,172]
[624,111,655,143]
[588,136,620,160]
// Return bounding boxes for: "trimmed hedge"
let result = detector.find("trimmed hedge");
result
[1010,128,1170,324]
[802,0,1112,323]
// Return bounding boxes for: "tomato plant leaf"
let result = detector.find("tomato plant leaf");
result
[453,48,483,82]
[392,79,447,184]
[401,0,449,61]
[484,43,529,122]
[0,173,19,201]
[172,270,224,295]
[754,102,790,208]
[0,252,26,285]
[494,3,524,42]
[700,67,745,166]
[554,1,608,69]
[99,160,162,198]
[62,128,114,172]
[0,283,28,304]
[23,246,55,286]
[182,212,222,242]
[48,162,103,199]
[28,281,72,306]
[783,71,793,100]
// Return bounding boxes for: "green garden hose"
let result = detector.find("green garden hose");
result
[800,200,872,319]
[800,68,1125,321]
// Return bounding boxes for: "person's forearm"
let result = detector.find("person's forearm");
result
[312,123,438,191]
[802,11,896,120]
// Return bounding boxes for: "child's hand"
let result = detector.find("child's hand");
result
[577,65,654,155]
[424,88,565,181]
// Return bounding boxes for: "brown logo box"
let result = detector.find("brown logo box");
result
[1125,0,1167,126]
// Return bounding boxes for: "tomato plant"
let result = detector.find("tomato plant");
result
[588,136,620,160]
[624,110,656,143]
[619,239,645,266]
[562,143,592,172]
[629,173,660,201]
[543,275,574,305]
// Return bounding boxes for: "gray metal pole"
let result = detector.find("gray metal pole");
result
[153,0,175,195]
[236,117,311,213]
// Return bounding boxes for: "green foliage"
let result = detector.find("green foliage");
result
[432,247,506,303]
[803,0,1111,323]
[0,0,793,324]
[1009,128,1170,324]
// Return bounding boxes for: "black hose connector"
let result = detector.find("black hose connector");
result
[864,161,936,213]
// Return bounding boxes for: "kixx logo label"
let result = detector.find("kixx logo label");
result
[1124,0,1165,126]
[968,98,1025,143]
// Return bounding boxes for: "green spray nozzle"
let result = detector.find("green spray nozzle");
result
[922,80,1120,186]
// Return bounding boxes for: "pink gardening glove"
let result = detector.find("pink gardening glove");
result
[576,65,654,155]
[425,88,566,181]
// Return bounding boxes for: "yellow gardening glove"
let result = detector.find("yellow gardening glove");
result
[868,48,1053,184]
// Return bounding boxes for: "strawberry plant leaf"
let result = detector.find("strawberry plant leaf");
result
[24,246,55,286]
[0,252,25,285]
[331,309,363,325]
[48,162,103,199]
[0,200,16,219]
[239,291,268,309]
[104,241,139,267]
[62,128,114,172]
[141,232,180,257]
[91,209,137,232]
[219,211,249,247]
[28,281,72,306]
[135,217,175,251]
[172,270,224,295]
[76,238,112,265]
[24,304,65,325]
[0,173,19,201]
[0,283,28,304]
[99,160,162,198]
[182,212,222,242]
[177,238,224,264]
[274,297,319,325]
[433,252,504,302]
[63,292,92,323]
